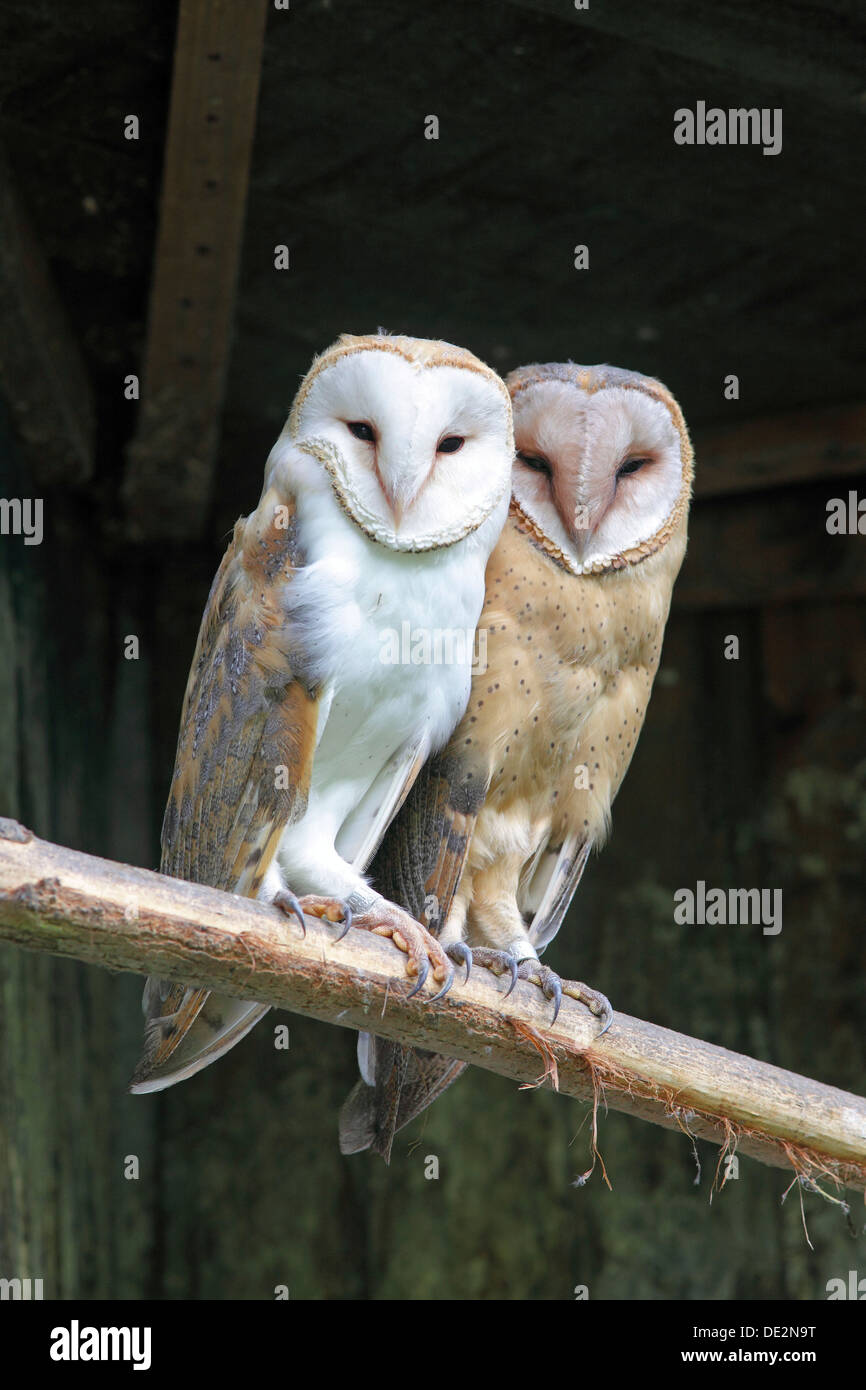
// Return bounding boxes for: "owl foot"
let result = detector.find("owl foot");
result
[349,903,455,1002]
[517,960,613,1034]
[273,890,352,938]
[452,947,612,1034]
[455,946,520,996]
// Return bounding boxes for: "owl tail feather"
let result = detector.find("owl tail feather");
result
[339,1038,467,1162]
[338,1079,381,1157]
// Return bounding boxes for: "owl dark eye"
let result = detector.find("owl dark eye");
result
[517,450,552,479]
[348,420,376,443]
[616,456,650,480]
[437,435,464,454]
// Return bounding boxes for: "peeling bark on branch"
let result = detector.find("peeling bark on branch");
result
[0,817,864,1194]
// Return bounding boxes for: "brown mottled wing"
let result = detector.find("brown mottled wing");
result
[339,746,489,1161]
[130,489,319,1092]
[371,745,486,927]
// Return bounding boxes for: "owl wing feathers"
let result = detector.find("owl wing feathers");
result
[339,746,491,1159]
[162,492,318,895]
[340,751,601,1157]
[523,832,593,952]
[130,491,321,1091]
[372,747,489,926]
[334,732,431,871]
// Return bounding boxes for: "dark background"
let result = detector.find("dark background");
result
[0,0,864,1299]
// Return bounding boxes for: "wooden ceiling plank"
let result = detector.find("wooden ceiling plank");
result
[692,401,866,499]
[678,482,865,609]
[124,0,269,542]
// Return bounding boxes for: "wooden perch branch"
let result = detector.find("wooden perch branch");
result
[0,817,864,1194]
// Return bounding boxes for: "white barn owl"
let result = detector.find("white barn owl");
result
[341,361,694,1159]
[130,332,514,1093]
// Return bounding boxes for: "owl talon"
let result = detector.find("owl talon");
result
[280,893,353,940]
[406,957,430,999]
[469,947,520,997]
[503,960,519,998]
[425,962,455,1004]
[334,904,354,941]
[516,960,564,1023]
[272,890,307,936]
[562,978,614,1035]
[550,979,563,1023]
[445,941,473,984]
[350,903,454,1000]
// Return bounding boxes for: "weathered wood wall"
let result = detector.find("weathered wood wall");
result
[0,406,157,1298]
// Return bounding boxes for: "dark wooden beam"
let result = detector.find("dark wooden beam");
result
[678,482,865,610]
[504,0,862,110]
[0,149,95,487]
[124,0,269,542]
[692,401,866,500]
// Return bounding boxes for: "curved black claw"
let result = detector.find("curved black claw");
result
[471,948,519,997]
[425,961,455,1004]
[405,956,430,999]
[501,955,519,999]
[546,972,563,1024]
[517,960,564,1023]
[591,993,614,1036]
[273,890,307,937]
[549,978,563,1023]
[445,941,473,984]
[333,901,354,942]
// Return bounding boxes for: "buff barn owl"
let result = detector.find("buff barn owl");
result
[341,361,694,1158]
[129,332,515,1093]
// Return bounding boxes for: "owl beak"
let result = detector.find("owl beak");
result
[379,478,409,528]
[378,458,433,530]
[374,460,406,527]
[563,496,594,554]
[563,482,611,553]
[569,517,599,556]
